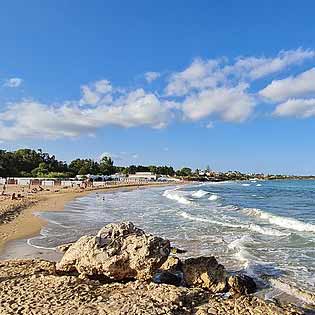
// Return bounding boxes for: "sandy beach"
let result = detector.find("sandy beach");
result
[0,182,175,254]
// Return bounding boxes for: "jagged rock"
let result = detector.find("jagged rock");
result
[56,222,170,281]
[228,274,257,295]
[182,256,227,293]
[58,242,74,253]
[160,255,182,272]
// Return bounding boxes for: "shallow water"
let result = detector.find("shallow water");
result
[27,181,315,304]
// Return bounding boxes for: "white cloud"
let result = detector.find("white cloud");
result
[1,48,314,141]
[182,84,255,123]
[259,68,315,102]
[165,58,224,96]
[145,72,160,83]
[80,79,112,105]
[4,77,23,88]
[231,48,315,80]
[273,99,315,118]
[205,122,214,129]
[0,85,172,141]
[165,49,315,97]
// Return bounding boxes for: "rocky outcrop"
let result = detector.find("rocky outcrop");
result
[182,256,227,293]
[228,274,257,295]
[160,255,182,273]
[0,259,306,315]
[56,222,170,281]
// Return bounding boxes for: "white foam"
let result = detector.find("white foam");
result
[191,189,209,198]
[247,223,288,236]
[163,189,191,205]
[243,208,315,233]
[27,238,57,250]
[270,278,315,305]
[178,211,285,237]
[242,183,251,187]
[178,211,241,228]
[256,184,262,187]
[228,235,253,250]
[208,194,219,201]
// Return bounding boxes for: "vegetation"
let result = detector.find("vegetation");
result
[0,149,177,178]
[1,148,305,181]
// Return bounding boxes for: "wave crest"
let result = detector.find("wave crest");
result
[243,208,315,233]
[163,189,191,205]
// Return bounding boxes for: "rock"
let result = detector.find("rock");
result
[160,255,182,272]
[170,247,187,254]
[58,242,74,253]
[56,222,170,281]
[227,275,257,295]
[153,271,182,286]
[182,256,227,293]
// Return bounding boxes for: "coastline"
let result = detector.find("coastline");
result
[0,181,313,313]
[0,182,178,255]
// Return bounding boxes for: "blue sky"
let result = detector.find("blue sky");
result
[1,1,315,174]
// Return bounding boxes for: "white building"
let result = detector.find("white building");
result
[128,172,157,181]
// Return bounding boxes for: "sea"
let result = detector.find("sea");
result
[18,180,315,305]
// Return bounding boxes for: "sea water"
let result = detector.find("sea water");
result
[28,180,315,304]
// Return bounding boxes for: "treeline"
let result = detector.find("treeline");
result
[0,149,179,178]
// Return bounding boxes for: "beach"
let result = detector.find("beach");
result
[0,180,314,314]
[0,182,174,255]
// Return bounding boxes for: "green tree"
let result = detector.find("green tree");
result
[99,156,115,175]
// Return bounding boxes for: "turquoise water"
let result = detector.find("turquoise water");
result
[30,180,315,303]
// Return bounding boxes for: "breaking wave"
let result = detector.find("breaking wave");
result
[243,208,315,233]
[178,211,286,236]
[208,194,219,201]
[191,189,210,198]
[163,188,191,205]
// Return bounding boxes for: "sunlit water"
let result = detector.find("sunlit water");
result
[28,180,315,304]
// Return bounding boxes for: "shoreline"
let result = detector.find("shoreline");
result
[0,182,178,255]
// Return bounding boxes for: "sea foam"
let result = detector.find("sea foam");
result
[191,189,209,198]
[208,194,219,201]
[243,208,315,233]
[163,189,191,205]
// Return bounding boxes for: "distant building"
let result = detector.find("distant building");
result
[128,172,157,181]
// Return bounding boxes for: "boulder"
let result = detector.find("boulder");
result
[57,242,74,253]
[182,256,227,293]
[160,255,182,273]
[56,222,170,281]
[227,274,256,295]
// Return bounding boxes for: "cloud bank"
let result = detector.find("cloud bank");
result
[1,48,315,141]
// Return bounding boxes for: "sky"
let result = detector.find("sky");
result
[1,1,315,174]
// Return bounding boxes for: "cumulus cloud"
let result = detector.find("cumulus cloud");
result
[165,48,315,97]
[80,79,113,105]
[1,48,314,141]
[145,72,160,83]
[0,82,172,141]
[273,99,315,118]
[181,84,254,122]
[165,59,224,96]
[259,68,315,102]
[4,77,23,88]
